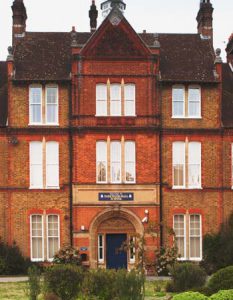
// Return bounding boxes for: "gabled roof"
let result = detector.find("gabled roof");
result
[0,62,8,127]
[222,63,233,127]
[80,7,151,58]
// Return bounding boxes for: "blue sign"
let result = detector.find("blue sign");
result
[80,247,88,251]
[99,193,134,201]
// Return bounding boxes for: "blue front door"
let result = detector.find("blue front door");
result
[106,234,127,269]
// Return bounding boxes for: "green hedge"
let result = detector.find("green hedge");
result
[207,266,233,295]
[209,290,233,300]
[172,291,208,300]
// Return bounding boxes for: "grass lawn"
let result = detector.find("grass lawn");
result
[0,280,173,300]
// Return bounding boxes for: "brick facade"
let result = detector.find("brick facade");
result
[0,0,232,269]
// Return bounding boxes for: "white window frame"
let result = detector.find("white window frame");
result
[110,141,122,184]
[46,141,59,189]
[46,214,60,262]
[129,236,136,263]
[29,85,43,125]
[45,85,59,125]
[172,85,185,118]
[29,141,43,189]
[30,214,44,262]
[188,86,201,119]
[98,234,104,263]
[124,84,136,116]
[173,214,186,260]
[188,142,202,189]
[96,84,107,117]
[172,142,186,189]
[189,214,202,261]
[96,141,108,184]
[125,141,136,184]
[110,84,121,117]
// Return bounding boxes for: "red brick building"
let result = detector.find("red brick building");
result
[0,0,232,270]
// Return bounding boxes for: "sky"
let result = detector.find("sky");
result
[0,0,232,61]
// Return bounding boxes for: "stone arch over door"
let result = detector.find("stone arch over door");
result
[89,207,144,268]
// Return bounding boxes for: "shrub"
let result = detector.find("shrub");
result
[210,290,233,300]
[27,265,41,300]
[115,269,144,300]
[207,266,233,295]
[53,244,81,265]
[0,239,31,275]
[44,264,83,300]
[155,245,179,276]
[202,213,233,274]
[172,291,208,300]
[167,262,207,292]
[82,268,116,300]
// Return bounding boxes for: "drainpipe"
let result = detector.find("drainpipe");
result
[69,83,73,246]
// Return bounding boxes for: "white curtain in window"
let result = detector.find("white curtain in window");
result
[125,141,136,183]
[47,215,59,260]
[173,142,185,187]
[96,141,107,183]
[31,215,43,261]
[30,87,42,124]
[172,87,185,117]
[190,214,201,259]
[188,87,201,117]
[30,142,43,188]
[111,141,121,183]
[188,142,201,187]
[96,84,107,116]
[110,84,121,116]
[46,87,58,124]
[46,142,59,188]
[174,215,185,259]
[125,84,135,116]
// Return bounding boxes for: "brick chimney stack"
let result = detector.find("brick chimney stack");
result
[196,0,213,41]
[89,0,98,33]
[11,0,27,46]
[226,33,233,67]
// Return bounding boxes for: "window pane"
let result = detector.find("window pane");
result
[111,141,121,183]
[188,88,201,117]
[98,234,104,262]
[46,142,59,188]
[172,87,184,117]
[30,142,43,188]
[173,142,185,187]
[46,87,58,124]
[96,84,107,116]
[96,142,107,183]
[46,87,58,104]
[190,215,201,259]
[125,84,135,116]
[188,142,201,187]
[125,141,136,183]
[47,215,59,260]
[110,84,121,116]
[174,215,185,258]
[31,215,43,260]
[30,87,42,123]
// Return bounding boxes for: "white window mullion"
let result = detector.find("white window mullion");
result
[46,142,59,189]
[30,142,43,189]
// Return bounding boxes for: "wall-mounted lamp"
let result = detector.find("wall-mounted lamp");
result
[142,210,149,223]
